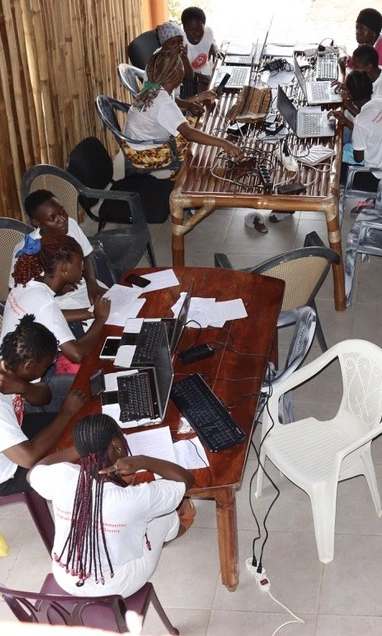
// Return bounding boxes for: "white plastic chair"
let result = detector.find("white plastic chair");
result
[118,63,145,98]
[255,339,382,563]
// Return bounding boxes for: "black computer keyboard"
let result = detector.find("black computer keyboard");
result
[117,372,154,421]
[132,322,164,365]
[171,374,246,452]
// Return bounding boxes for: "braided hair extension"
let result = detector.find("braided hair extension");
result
[134,50,183,112]
[13,233,83,287]
[0,314,58,370]
[54,414,129,587]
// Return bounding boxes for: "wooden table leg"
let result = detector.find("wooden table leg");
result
[215,488,239,591]
[323,195,346,311]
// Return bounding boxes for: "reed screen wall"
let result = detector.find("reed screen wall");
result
[0,0,143,219]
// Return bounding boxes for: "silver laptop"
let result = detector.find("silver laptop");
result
[225,42,256,66]
[213,65,251,90]
[294,56,342,105]
[277,86,335,138]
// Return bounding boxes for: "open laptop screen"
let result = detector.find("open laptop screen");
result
[277,86,298,134]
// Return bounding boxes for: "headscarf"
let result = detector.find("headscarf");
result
[156,21,183,46]
[357,8,382,35]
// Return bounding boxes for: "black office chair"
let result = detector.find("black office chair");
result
[127,29,160,69]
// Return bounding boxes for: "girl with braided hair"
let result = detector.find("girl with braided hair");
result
[29,413,194,596]
[0,314,85,495]
[122,49,243,175]
[1,233,110,369]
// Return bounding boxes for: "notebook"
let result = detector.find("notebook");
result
[294,56,341,105]
[277,86,335,138]
[102,323,173,426]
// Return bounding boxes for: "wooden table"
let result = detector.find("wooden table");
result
[170,91,345,311]
[57,267,284,591]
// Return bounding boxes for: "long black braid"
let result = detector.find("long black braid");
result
[54,414,129,587]
[0,314,58,370]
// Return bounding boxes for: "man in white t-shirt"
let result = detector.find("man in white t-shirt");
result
[181,6,221,90]
[9,190,107,311]
[353,44,382,98]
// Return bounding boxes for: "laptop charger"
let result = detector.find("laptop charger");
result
[179,344,215,365]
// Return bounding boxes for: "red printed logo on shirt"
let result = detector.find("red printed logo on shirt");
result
[12,394,24,426]
[192,53,208,69]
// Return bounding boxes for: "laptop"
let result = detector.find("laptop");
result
[213,65,252,90]
[294,56,341,105]
[225,22,271,68]
[225,42,256,66]
[102,323,174,425]
[277,86,335,138]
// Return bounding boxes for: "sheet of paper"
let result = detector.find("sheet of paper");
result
[124,427,176,477]
[226,41,254,55]
[187,297,216,328]
[174,437,210,469]
[114,345,136,369]
[123,318,144,333]
[211,299,248,325]
[131,269,179,293]
[102,284,141,326]
[104,370,136,391]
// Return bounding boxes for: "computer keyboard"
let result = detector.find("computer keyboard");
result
[117,372,154,421]
[132,322,164,365]
[171,373,246,452]
[310,81,332,102]
[315,54,338,81]
[300,112,323,136]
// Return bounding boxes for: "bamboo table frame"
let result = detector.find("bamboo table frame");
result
[170,92,346,311]
[59,267,284,592]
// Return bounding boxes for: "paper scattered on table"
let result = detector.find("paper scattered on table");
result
[101,284,142,326]
[131,269,179,293]
[171,294,247,328]
[104,370,136,391]
[123,426,209,476]
[114,345,136,368]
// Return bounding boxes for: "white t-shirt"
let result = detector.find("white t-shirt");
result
[352,97,382,178]
[1,280,74,346]
[372,69,382,98]
[0,392,27,483]
[184,25,215,77]
[30,463,185,595]
[9,218,92,289]
[122,89,187,150]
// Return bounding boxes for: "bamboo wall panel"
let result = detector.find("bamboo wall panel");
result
[0,0,144,220]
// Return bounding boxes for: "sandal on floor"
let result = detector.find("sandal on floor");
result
[350,198,375,216]
[253,217,268,233]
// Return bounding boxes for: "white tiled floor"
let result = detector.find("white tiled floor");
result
[2,198,382,635]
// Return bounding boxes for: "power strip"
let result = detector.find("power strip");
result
[245,558,271,592]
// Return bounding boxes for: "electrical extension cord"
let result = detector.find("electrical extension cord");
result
[245,558,271,592]
[274,147,298,172]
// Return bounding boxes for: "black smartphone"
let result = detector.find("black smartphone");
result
[89,369,105,397]
[101,391,118,406]
[215,73,231,95]
[99,337,121,359]
[125,273,150,288]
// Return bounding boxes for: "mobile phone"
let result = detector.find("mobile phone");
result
[89,369,105,397]
[215,73,231,95]
[99,337,121,359]
[125,273,150,288]
[101,391,118,406]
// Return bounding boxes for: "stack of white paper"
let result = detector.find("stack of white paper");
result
[171,293,247,328]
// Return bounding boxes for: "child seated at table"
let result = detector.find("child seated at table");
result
[0,314,85,495]
[353,44,382,97]
[330,69,382,207]
[122,50,242,178]
[340,8,382,70]
[9,190,107,311]
[181,6,221,92]
[28,413,195,596]
[2,233,110,377]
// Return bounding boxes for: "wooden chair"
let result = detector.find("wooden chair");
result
[0,574,179,634]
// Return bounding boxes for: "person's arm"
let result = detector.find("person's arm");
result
[177,121,243,158]
[0,368,51,405]
[26,445,80,483]
[62,308,94,323]
[83,255,108,305]
[60,295,111,363]
[99,455,194,491]
[179,43,194,80]
[328,109,354,130]
[209,41,223,60]
[2,390,86,469]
